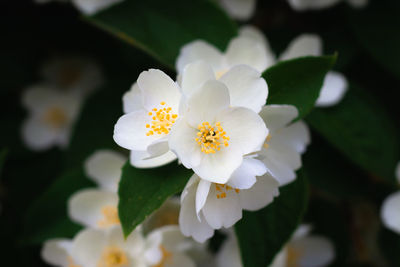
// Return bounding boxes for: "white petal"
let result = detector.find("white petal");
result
[381,191,400,234]
[165,252,196,267]
[196,179,212,216]
[169,119,202,169]
[215,233,242,267]
[181,61,216,98]
[226,36,272,72]
[176,40,224,74]
[186,80,230,127]
[41,239,71,266]
[316,71,348,107]
[292,224,313,240]
[227,157,266,190]
[269,249,287,267]
[144,230,163,265]
[130,150,177,168]
[216,107,268,155]
[22,86,55,111]
[202,183,242,229]
[137,69,181,112]
[287,0,341,11]
[71,228,106,266]
[71,0,123,15]
[113,110,159,151]
[261,155,297,186]
[396,162,400,184]
[123,83,143,114]
[109,227,144,257]
[147,139,170,158]
[219,65,268,113]
[274,121,310,154]
[21,116,59,151]
[279,34,322,61]
[179,182,215,243]
[150,225,188,252]
[239,173,279,211]
[259,105,298,132]
[266,140,302,170]
[84,150,126,192]
[291,235,335,267]
[68,189,118,229]
[218,0,256,20]
[193,145,243,184]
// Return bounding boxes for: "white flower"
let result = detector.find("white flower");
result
[216,225,335,267]
[114,70,181,169]
[40,57,103,98]
[41,239,80,267]
[122,83,178,168]
[71,0,124,15]
[21,85,82,151]
[216,0,256,20]
[287,0,368,10]
[169,80,268,183]
[179,157,279,242]
[381,162,400,234]
[84,150,127,193]
[258,105,310,185]
[144,197,181,233]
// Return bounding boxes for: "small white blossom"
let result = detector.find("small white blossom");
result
[287,0,368,10]
[381,162,400,234]
[114,69,182,169]
[169,80,268,183]
[216,0,256,20]
[41,239,80,267]
[21,85,82,151]
[35,0,124,15]
[179,157,279,242]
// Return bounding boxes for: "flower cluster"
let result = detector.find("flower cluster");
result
[114,26,316,242]
[42,150,196,267]
[381,162,400,235]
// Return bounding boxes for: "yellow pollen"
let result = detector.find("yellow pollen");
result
[196,122,229,154]
[153,246,173,267]
[286,245,302,267]
[263,134,272,150]
[98,247,129,267]
[43,107,68,129]
[214,183,240,199]
[146,102,178,136]
[97,205,120,228]
[215,69,228,80]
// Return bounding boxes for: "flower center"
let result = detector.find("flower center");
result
[153,246,172,267]
[214,183,240,199]
[263,134,272,150]
[43,107,68,129]
[215,69,228,80]
[286,245,301,267]
[196,122,229,154]
[97,205,120,228]
[146,102,178,136]
[98,247,129,267]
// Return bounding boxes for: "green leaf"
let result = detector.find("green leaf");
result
[118,162,191,237]
[22,168,94,244]
[0,149,7,179]
[86,0,237,69]
[348,0,400,78]
[263,55,336,119]
[235,170,309,267]
[306,83,400,182]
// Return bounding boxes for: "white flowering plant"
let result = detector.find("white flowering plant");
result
[1,0,400,267]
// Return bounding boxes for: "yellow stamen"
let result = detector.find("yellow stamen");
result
[146,102,178,136]
[196,122,229,154]
[215,69,228,80]
[286,245,302,267]
[97,247,129,267]
[43,107,68,129]
[153,246,173,267]
[263,134,272,150]
[214,183,240,199]
[97,205,120,228]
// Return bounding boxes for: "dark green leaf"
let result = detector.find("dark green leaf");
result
[306,83,400,182]
[86,0,237,69]
[235,170,309,267]
[264,55,336,119]
[22,168,94,244]
[119,162,191,237]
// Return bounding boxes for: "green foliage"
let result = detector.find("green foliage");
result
[264,55,336,119]
[235,170,309,267]
[118,162,192,237]
[307,83,399,183]
[87,0,237,69]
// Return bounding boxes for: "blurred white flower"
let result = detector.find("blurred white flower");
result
[216,0,256,20]
[21,85,82,151]
[216,225,335,267]
[381,162,400,235]
[179,158,279,242]
[41,239,80,267]
[34,0,124,15]
[240,27,348,107]
[287,0,368,11]
[41,57,103,98]
[169,80,268,183]
[144,197,181,233]
[84,149,127,193]
[258,105,310,186]
[114,69,181,169]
